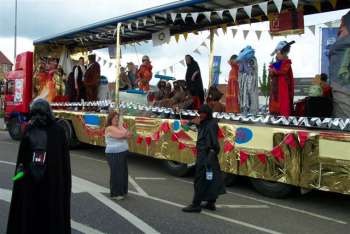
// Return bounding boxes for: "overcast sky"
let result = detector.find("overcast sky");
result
[0,0,349,87]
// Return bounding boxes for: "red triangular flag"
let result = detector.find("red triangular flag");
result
[239,151,249,166]
[178,142,186,150]
[257,153,267,164]
[284,134,297,149]
[298,131,309,148]
[217,128,225,139]
[161,122,170,133]
[152,131,160,141]
[145,136,152,146]
[271,145,284,161]
[223,141,234,153]
[136,135,143,145]
[171,133,178,142]
[191,147,197,157]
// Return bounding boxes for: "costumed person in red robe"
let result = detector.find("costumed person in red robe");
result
[84,54,100,101]
[269,41,295,117]
[136,55,153,91]
[7,99,71,234]
[225,55,240,113]
[320,73,332,98]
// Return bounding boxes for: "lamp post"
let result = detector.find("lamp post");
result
[13,0,18,67]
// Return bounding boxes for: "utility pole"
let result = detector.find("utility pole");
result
[13,0,17,67]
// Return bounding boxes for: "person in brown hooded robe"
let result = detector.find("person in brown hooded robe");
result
[84,54,100,101]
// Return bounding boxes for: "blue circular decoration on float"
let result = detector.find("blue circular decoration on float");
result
[235,127,253,144]
[172,120,181,132]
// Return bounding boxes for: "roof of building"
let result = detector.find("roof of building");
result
[0,51,13,66]
[33,0,350,50]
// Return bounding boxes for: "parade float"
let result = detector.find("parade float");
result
[4,0,350,198]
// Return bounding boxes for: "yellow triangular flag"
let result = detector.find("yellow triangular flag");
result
[175,34,180,43]
[221,24,227,34]
[183,32,189,40]
[329,0,337,9]
[313,1,321,12]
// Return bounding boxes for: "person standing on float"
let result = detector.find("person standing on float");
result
[185,55,205,109]
[225,55,240,113]
[84,54,101,101]
[269,41,295,117]
[182,104,225,213]
[236,46,259,114]
[329,11,350,118]
[136,55,153,91]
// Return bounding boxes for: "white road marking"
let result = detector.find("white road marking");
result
[128,176,148,196]
[71,153,106,164]
[71,220,106,234]
[0,160,16,166]
[216,204,269,209]
[174,177,348,225]
[90,191,160,234]
[0,140,16,145]
[135,177,167,180]
[0,187,106,234]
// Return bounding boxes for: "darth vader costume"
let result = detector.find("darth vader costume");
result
[7,99,71,234]
[183,104,225,212]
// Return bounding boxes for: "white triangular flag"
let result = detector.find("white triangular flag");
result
[194,49,201,55]
[97,57,101,62]
[214,29,219,37]
[109,63,113,68]
[216,10,224,20]
[308,25,316,35]
[171,13,177,22]
[135,21,139,29]
[181,13,188,22]
[228,8,238,22]
[255,30,262,40]
[258,2,268,16]
[200,41,208,48]
[203,12,211,22]
[128,23,132,31]
[243,30,249,39]
[103,60,107,66]
[273,0,283,13]
[170,66,174,73]
[191,12,199,23]
[291,0,299,8]
[180,60,186,67]
[143,18,147,26]
[231,29,238,38]
[152,15,156,23]
[243,5,253,18]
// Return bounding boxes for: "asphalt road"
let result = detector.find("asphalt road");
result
[0,130,349,234]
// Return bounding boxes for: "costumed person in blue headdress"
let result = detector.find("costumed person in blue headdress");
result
[236,46,259,114]
[329,11,350,118]
[269,41,295,117]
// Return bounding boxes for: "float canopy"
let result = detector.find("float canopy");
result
[34,0,349,49]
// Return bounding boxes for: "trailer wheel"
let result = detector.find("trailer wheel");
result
[163,160,191,177]
[57,119,80,148]
[7,117,22,140]
[222,173,238,186]
[250,178,295,198]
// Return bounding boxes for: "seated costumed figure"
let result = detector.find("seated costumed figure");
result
[237,46,259,114]
[206,86,225,113]
[269,41,295,117]
[172,80,194,110]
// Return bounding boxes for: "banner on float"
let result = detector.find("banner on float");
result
[212,56,221,86]
[152,28,171,46]
[320,27,338,76]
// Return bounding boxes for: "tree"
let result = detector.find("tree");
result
[259,63,270,111]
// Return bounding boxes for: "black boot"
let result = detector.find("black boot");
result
[201,202,216,211]
[182,204,202,213]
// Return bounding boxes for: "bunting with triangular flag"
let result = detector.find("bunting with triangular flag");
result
[255,30,263,40]
[258,2,268,16]
[329,0,337,9]
[203,11,211,22]
[175,34,180,43]
[143,18,147,26]
[169,66,174,73]
[183,32,189,40]
[273,0,284,13]
[171,13,177,22]
[191,12,199,23]
[180,60,186,67]
[291,0,299,8]
[243,30,250,39]
[194,49,201,55]
[222,24,228,34]
[128,23,132,31]
[213,29,219,37]
[231,29,238,38]
[216,10,224,20]
[308,25,316,35]
[229,8,238,22]
[243,5,253,18]
[313,1,321,12]
[181,13,188,22]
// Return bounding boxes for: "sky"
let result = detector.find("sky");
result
[0,0,349,87]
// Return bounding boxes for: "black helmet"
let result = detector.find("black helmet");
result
[29,99,55,127]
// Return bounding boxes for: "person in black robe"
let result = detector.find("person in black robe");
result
[182,104,226,213]
[7,99,71,234]
[185,55,205,109]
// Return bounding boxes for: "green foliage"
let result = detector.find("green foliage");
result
[259,63,270,98]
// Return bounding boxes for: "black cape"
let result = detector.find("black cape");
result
[193,118,225,203]
[185,57,205,103]
[7,122,71,234]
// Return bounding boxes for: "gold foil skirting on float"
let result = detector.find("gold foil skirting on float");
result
[53,111,350,195]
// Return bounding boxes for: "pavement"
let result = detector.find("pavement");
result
[0,130,349,234]
[0,118,5,130]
